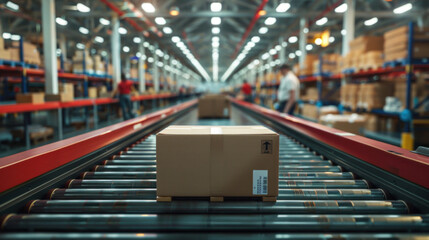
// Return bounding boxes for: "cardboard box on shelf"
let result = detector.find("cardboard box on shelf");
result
[349,35,384,53]
[45,93,73,102]
[301,104,318,120]
[156,125,279,198]
[60,83,74,94]
[320,114,366,135]
[384,25,429,61]
[88,87,98,98]
[0,37,4,50]
[198,94,230,118]
[16,93,45,104]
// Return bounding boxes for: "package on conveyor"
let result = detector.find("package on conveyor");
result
[72,50,94,74]
[357,82,394,110]
[198,94,230,118]
[156,125,279,201]
[319,113,365,135]
[45,83,75,102]
[16,92,45,104]
[384,25,429,62]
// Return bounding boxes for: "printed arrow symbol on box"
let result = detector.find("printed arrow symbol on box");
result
[263,141,271,151]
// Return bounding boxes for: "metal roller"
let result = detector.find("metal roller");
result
[66,179,367,189]
[102,160,331,166]
[80,171,355,180]
[66,179,157,189]
[26,200,409,214]
[278,180,369,189]
[280,155,323,160]
[81,171,157,179]
[2,233,429,240]
[121,151,157,155]
[3,214,428,232]
[113,155,156,160]
[94,165,341,173]
[103,160,157,165]
[129,147,156,151]
[278,166,342,172]
[48,188,385,200]
[278,160,332,166]
[94,165,157,172]
[279,172,355,180]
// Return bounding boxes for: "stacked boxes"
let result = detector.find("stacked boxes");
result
[94,55,105,75]
[198,94,230,118]
[0,40,41,64]
[312,54,341,74]
[156,125,279,199]
[300,54,319,76]
[342,36,384,71]
[340,84,360,110]
[357,82,394,110]
[72,50,94,74]
[300,87,318,101]
[384,25,429,62]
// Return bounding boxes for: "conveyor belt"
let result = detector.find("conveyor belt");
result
[1,106,429,239]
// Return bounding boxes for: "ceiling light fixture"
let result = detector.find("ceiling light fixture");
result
[211,17,221,25]
[288,36,298,43]
[169,6,180,16]
[276,3,290,12]
[118,27,127,34]
[155,17,166,25]
[393,3,412,14]
[251,36,260,43]
[264,17,276,25]
[79,27,89,34]
[76,3,90,13]
[141,2,155,13]
[99,18,110,25]
[211,28,220,35]
[335,3,347,13]
[210,2,222,12]
[364,17,378,26]
[123,46,130,52]
[6,1,19,11]
[95,36,104,43]
[259,27,268,34]
[56,17,68,26]
[163,27,172,34]
[133,37,141,43]
[316,17,328,26]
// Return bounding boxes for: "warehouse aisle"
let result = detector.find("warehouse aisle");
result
[2,105,429,239]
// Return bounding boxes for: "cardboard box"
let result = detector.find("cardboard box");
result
[198,94,230,118]
[88,87,97,98]
[156,125,279,198]
[320,114,366,135]
[45,92,74,102]
[16,93,45,104]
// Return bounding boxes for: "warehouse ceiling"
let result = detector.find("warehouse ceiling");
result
[0,0,428,82]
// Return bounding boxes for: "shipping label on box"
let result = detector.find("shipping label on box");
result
[156,125,279,198]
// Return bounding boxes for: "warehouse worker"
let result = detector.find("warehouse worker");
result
[277,64,300,115]
[112,73,137,120]
[241,80,253,102]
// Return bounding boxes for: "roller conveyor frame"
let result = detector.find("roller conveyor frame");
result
[1,98,429,238]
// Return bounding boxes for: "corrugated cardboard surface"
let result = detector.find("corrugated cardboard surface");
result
[157,126,279,197]
[198,94,230,118]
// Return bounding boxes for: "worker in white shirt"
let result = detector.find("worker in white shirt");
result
[277,64,300,115]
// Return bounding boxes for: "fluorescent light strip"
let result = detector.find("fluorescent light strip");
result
[393,3,412,14]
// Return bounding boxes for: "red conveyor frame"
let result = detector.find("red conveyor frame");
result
[230,98,429,189]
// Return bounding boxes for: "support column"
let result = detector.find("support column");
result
[299,17,307,68]
[153,44,160,93]
[342,0,355,56]
[138,42,146,93]
[169,58,175,91]
[125,56,130,78]
[279,37,286,64]
[258,58,264,84]
[59,34,67,60]
[42,0,58,94]
[163,57,168,90]
[111,15,121,85]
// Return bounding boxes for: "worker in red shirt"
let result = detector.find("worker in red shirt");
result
[241,80,252,102]
[112,73,137,120]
